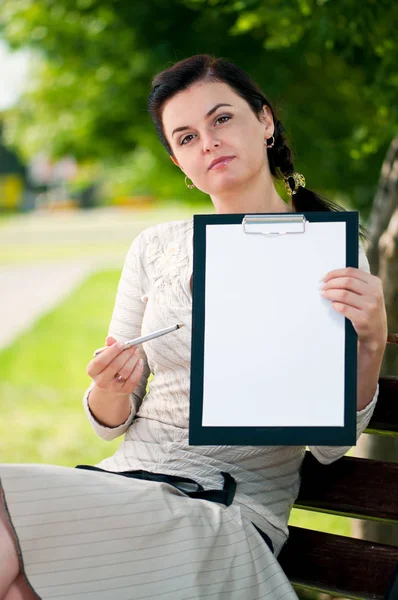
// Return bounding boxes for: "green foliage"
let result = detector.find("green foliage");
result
[0,268,122,464]
[0,0,397,217]
[99,145,209,202]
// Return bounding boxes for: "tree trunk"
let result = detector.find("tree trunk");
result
[365,134,398,276]
[352,134,398,546]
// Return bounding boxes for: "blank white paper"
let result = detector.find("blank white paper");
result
[202,221,347,427]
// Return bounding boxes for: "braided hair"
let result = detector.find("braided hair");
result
[148,54,357,217]
[269,119,345,213]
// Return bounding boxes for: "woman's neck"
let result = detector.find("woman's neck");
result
[210,170,292,215]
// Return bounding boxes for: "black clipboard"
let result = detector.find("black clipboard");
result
[189,211,359,446]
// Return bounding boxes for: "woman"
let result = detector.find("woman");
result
[0,55,387,600]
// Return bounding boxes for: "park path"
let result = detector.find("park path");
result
[0,206,196,351]
[0,260,99,350]
[0,207,143,351]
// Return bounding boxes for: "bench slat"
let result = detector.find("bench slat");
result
[280,375,398,599]
[296,452,398,521]
[366,376,398,435]
[278,526,398,600]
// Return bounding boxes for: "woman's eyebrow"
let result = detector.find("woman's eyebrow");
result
[171,103,233,137]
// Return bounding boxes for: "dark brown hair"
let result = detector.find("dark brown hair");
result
[148,54,353,216]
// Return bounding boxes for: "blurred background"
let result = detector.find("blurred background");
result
[0,1,397,597]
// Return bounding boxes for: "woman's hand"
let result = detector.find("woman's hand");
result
[321,267,388,353]
[321,267,388,410]
[86,336,144,396]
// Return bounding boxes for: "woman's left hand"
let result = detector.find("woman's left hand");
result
[321,267,388,352]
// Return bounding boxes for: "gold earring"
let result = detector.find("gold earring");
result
[264,135,275,149]
[185,176,195,189]
[283,172,306,197]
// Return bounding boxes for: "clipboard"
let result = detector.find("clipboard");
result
[189,211,359,446]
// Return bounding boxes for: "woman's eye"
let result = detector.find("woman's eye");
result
[181,134,195,146]
[179,116,231,145]
[215,115,231,125]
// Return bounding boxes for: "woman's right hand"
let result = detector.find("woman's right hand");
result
[86,336,145,396]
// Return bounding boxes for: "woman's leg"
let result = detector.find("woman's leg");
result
[0,487,40,600]
[3,573,39,600]
[0,487,20,597]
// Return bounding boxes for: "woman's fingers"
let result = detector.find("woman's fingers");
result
[118,357,145,392]
[95,346,139,386]
[321,267,387,346]
[330,302,378,341]
[321,288,366,310]
[321,269,382,312]
[114,349,141,383]
[321,275,366,296]
[323,267,371,285]
[86,341,124,378]
[86,337,145,395]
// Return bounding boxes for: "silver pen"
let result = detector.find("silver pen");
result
[93,323,184,356]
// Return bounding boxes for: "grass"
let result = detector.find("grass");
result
[0,269,123,465]
[0,201,214,264]
[0,265,352,539]
[0,243,131,263]
[0,213,15,226]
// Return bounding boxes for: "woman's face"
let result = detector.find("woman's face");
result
[162,81,273,196]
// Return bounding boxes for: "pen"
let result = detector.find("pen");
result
[93,323,184,356]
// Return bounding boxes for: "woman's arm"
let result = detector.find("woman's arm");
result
[356,341,385,411]
[83,230,151,441]
[320,261,387,412]
[86,337,143,428]
[309,245,387,464]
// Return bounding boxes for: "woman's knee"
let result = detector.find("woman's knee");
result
[0,487,20,596]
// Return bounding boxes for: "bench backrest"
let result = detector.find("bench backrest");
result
[278,375,398,600]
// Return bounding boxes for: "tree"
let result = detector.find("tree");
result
[0,0,396,213]
[352,133,398,546]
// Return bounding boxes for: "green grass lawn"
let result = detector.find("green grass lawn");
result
[0,266,351,538]
[0,269,123,465]
[0,201,214,264]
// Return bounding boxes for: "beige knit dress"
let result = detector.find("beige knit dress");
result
[0,218,378,599]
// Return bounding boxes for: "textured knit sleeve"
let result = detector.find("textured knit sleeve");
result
[309,243,379,464]
[82,230,151,441]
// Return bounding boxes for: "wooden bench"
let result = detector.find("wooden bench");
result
[279,374,398,600]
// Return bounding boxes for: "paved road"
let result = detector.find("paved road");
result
[0,206,198,351]
[0,260,100,350]
[0,207,157,350]
[0,208,143,350]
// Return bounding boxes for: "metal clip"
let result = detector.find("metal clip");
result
[242,214,306,236]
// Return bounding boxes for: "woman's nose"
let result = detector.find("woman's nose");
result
[203,135,220,153]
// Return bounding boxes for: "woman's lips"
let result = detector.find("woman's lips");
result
[208,156,235,170]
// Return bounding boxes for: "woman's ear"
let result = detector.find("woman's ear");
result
[261,106,274,136]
